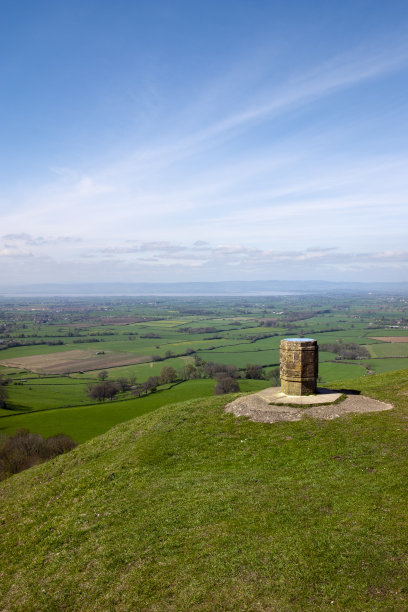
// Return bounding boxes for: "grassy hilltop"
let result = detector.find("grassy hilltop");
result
[1,369,408,611]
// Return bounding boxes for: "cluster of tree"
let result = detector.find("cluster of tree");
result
[140,333,162,339]
[86,370,135,402]
[214,372,239,395]
[0,374,8,408]
[87,381,120,402]
[212,362,279,394]
[176,308,216,315]
[259,319,280,328]
[244,364,264,379]
[201,361,238,378]
[282,311,315,323]
[72,338,100,343]
[86,356,278,402]
[244,332,277,342]
[152,350,174,361]
[131,377,158,396]
[320,341,370,360]
[0,339,65,351]
[313,327,345,333]
[0,428,77,481]
[151,347,195,362]
[86,365,181,402]
[179,326,219,334]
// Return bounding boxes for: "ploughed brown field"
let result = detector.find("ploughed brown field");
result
[369,336,408,343]
[0,350,150,374]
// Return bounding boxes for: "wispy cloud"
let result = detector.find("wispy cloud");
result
[1,24,408,283]
[2,240,408,285]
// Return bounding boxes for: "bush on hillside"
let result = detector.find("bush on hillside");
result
[0,374,8,408]
[0,429,77,481]
[159,366,178,384]
[214,373,240,395]
[320,341,370,360]
[204,361,238,379]
[244,363,264,379]
[88,381,119,401]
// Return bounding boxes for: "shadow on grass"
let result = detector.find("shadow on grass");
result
[328,387,361,395]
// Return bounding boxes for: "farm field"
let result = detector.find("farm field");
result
[368,336,408,343]
[319,361,366,381]
[368,358,408,373]
[0,292,407,442]
[0,348,150,374]
[0,378,269,443]
[366,342,408,357]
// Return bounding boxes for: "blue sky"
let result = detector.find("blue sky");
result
[1,0,408,284]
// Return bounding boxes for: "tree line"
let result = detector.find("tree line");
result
[0,428,77,481]
[85,359,281,402]
[320,341,370,360]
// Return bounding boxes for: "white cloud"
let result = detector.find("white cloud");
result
[1,31,408,283]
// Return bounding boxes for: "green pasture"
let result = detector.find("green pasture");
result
[142,319,195,328]
[175,318,244,329]
[0,343,77,359]
[210,342,263,353]
[310,332,381,345]
[244,336,282,350]
[318,351,337,362]
[319,361,366,383]
[368,358,408,373]
[0,378,269,443]
[158,338,232,351]
[84,356,191,380]
[366,342,408,358]
[69,338,162,355]
[4,379,91,411]
[197,349,280,368]
[364,328,408,337]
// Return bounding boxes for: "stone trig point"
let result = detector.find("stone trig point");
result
[226,335,394,421]
[280,338,318,396]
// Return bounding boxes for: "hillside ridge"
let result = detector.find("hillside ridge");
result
[1,369,408,611]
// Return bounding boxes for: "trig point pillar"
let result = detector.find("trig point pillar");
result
[280,338,318,395]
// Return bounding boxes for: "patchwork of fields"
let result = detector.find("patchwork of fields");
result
[0,349,150,374]
[1,293,407,441]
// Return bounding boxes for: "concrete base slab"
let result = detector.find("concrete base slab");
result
[256,386,343,405]
[225,388,393,424]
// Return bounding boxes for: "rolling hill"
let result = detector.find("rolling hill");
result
[1,369,408,611]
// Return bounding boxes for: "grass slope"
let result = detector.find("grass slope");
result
[0,379,269,443]
[1,369,408,611]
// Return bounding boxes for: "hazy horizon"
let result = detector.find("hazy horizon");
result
[1,279,408,298]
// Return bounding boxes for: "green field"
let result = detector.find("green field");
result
[366,342,408,357]
[0,378,270,443]
[319,361,366,382]
[4,377,91,411]
[197,349,280,368]
[1,293,408,443]
[368,357,408,373]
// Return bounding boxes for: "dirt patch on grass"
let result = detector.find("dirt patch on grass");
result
[0,350,150,374]
[369,337,408,343]
[226,392,392,423]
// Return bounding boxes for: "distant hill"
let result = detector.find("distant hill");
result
[1,280,408,296]
[1,368,408,610]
